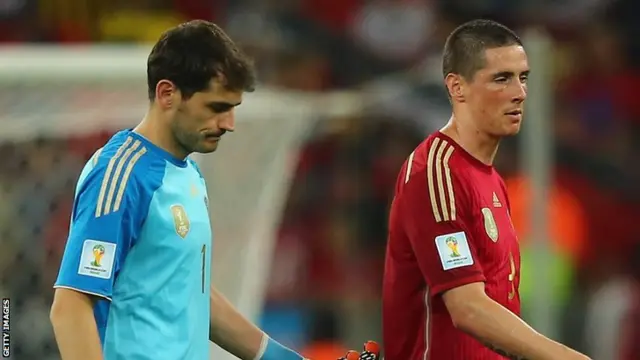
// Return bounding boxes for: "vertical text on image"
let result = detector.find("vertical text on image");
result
[2,298,9,358]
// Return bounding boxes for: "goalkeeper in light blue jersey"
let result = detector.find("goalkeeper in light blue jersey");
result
[51,20,307,360]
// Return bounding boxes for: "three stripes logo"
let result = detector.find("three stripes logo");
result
[426,138,456,223]
[492,192,502,208]
[95,137,147,218]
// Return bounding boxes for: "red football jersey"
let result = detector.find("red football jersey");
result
[382,132,521,360]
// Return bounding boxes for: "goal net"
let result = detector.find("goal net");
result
[0,45,362,360]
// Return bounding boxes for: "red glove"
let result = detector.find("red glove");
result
[338,341,380,360]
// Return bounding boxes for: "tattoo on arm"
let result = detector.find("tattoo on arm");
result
[483,342,527,360]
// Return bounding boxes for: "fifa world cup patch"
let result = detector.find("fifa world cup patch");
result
[435,231,474,270]
[77,240,116,279]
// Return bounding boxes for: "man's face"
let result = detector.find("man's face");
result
[464,45,529,137]
[171,79,243,155]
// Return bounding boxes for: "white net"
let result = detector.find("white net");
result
[0,45,362,359]
[202,90,361,320]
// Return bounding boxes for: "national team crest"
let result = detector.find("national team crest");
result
[481,207,499,242]
[171,204,190,239]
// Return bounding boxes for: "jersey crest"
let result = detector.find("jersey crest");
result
[171,204,191,238]
[481,207,499,242]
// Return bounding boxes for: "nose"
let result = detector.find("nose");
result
[512,82,527,104]
[218,109,235,132]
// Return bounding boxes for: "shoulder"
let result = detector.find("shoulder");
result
[78,132,165,210]
[423,133,470,176]
[403,133,471,195]
[398,133,475,222]
[92,131,150,175]
[186,157,205,179]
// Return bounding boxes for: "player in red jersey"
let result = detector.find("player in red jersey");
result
[382,19,591,360]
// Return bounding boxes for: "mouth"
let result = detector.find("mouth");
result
[204,135,221,143]
[504,109,522,121]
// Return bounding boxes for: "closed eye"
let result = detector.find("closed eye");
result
[492,71,513,84]
[208,103,233,113]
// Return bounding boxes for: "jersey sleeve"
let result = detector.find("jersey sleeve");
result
[401,155,485,297]
[54,160,147,300]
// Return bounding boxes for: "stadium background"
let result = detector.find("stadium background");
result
[1,0,640,359]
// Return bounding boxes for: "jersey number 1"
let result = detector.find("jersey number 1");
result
[201,244,206,293]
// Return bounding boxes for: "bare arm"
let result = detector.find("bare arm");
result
[209,287,306,360]
[50,288,104,360]
[443,282,590,360]
[209,286,264,359]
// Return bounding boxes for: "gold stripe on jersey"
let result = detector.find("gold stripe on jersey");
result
[103,140,142,216]
[92,148,103,166]
[435,140,450,221]
[426,138,442,222]
[95,137,133,218]
[404,151,415,184]
[443,145,456,221]
[423,289,432,360]
[113,147,147,213]
[427,138,456,223]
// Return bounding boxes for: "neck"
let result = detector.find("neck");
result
[134,106,188,160]
[440,113,500,166]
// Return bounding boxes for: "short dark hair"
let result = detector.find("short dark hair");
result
[147,20,256,100]
[442,19,522,80]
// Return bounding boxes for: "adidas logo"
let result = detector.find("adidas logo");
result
[492,192,502,208]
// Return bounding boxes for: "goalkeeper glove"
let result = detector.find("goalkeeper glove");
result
[338,341,380,360]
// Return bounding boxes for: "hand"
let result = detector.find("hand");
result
[338,341,380,360]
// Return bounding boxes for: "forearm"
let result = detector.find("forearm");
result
[209,287,263,360]
[50,304,103,360]
[209,287,304,360]
[454,297,586,360]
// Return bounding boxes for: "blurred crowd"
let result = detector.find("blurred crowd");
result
[2,0,640,359]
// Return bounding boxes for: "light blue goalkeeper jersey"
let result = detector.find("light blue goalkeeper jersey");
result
[54,129,212,360]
